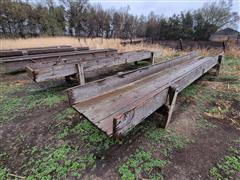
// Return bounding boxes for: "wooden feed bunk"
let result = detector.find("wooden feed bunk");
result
[67,52,223,137]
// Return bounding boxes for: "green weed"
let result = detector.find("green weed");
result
[118,149,167,180]
[224,56,240,67]
[54,108,77,122]
[0,87,66,123]
[0,167,8,180]
[58,119,115,151]
[209,155,240,179]
[209,138,240,179]
[197,118,217,129]
[145,127,191,156]
[181,84,200,97]
[24,144,96,179]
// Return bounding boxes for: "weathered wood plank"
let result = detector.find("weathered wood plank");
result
[0,45,84,58]
[27,51,153,82]
[2,49,117,73]
[0,48,116,63]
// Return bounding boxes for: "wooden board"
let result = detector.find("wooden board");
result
[0,46,87,58]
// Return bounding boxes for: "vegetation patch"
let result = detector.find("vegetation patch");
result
[0,85,66,123]
[53,108,78,128]
[181,84,200,97]
[58,119,116,152]
[23,144,96,179]
[118,149,167,180]
[0,167,9,180]
[209,139,240,179]
[145,127,191,156]
[197,118,217,129]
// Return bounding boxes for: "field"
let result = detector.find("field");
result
[0,37,240,179]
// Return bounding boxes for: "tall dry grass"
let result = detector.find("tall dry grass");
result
[0,37,122,50]
[0,36,183,62]
[1,37,238,58]
[225,46,240,58]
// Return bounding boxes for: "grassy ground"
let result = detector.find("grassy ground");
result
[0,49,239,179]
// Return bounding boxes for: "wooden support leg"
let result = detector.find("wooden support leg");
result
[75,64,85,85]
[151,52,154,65]
[159,87,179,128]
[213,55,223,76]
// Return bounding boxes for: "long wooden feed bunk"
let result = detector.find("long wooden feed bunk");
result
[0,46,88,58]
[67,52,223,137]
[1,48,116,73]
[26,50,153,83]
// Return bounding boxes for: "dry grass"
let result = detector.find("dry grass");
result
[197,44,240,59]
[2,36,238,62]
[0,37,122,50]
[225,46,240,58]
[0,36,182,62]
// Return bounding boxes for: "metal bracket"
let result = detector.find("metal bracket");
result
[160,86,179,128]
[75,64,85,85]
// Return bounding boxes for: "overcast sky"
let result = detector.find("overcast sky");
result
[89,0,240,30]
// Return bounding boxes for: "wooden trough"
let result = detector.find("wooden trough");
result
[0,46,89,58]
[67,52,223,137]
[26,50,153,83]
[0,48,117,73]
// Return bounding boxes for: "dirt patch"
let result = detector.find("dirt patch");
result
[169,98,200,139]
[226,99,240,128]
[162,113,240,180]
[0,102,68,172]
[82,122,149,179]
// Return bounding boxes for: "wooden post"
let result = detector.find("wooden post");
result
[151,52,154,65]
[165,87,179,128]
[159,87,179,128]
[75,64,85,85]
[222,42,226,52]
[214,55,223,76]
[179,38,183,51]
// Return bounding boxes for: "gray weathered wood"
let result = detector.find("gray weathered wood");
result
[0,48,116,63]
[0,46,86,58]
[164,87,179,128]
[75,64,85,85]
[27,51,153,82]
[1,49,117,73]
